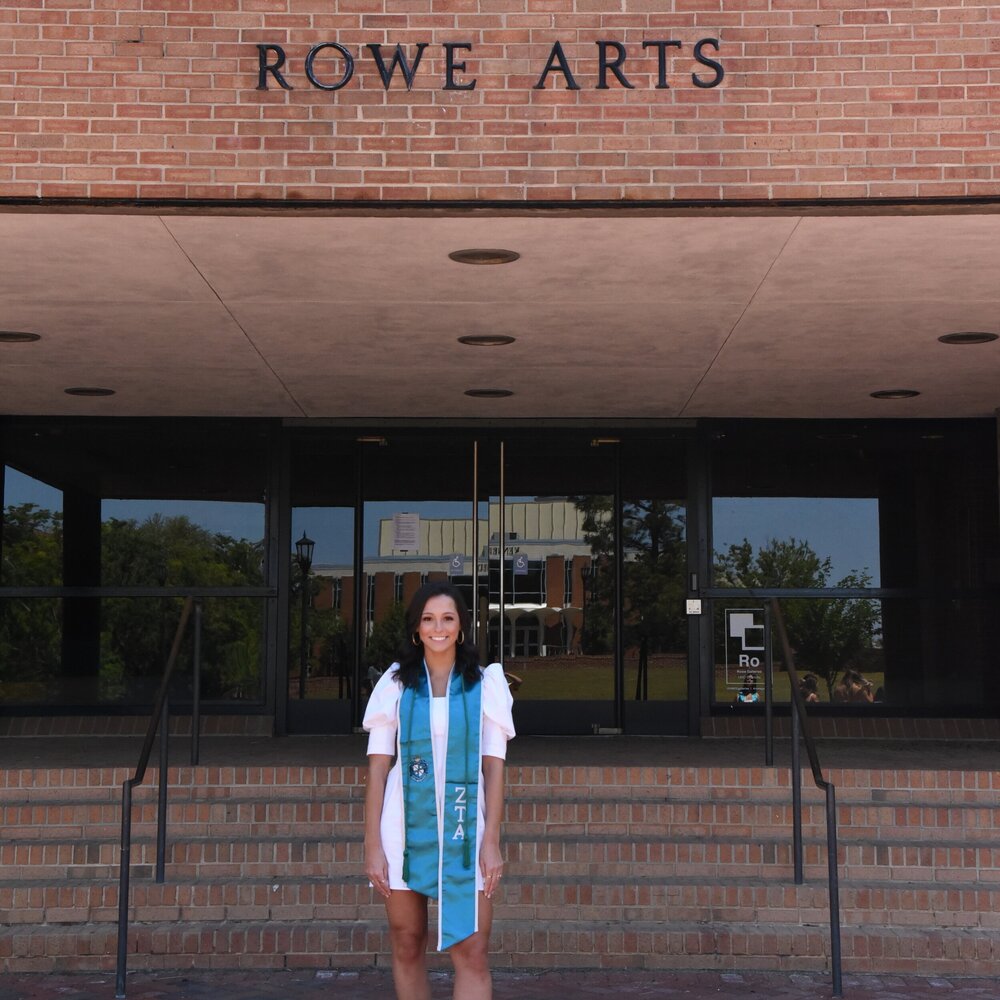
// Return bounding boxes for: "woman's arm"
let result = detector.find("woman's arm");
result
[364,753,393,899]
[480,754,506,899]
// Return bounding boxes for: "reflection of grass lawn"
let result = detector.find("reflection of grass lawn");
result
[296,662,887,705]
[509,654,688,701]
[715,668,886,705]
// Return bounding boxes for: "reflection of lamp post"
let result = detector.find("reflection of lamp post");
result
[295,532,315,700]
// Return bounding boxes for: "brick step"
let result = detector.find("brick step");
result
[3,832,999,884]
[4,795,998,844]
[5,764,994,800]
[3,875,998,928]
[4,917,999,976]
[5,790,996,834]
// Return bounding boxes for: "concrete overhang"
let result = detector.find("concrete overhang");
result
[2,206,999,420]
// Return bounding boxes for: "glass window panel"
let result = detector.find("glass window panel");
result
[2,419,270,707]
[290,505,355,702]
[497,494,614,702]
[288,433,357,706]
[711,597,882,707]
[500,430,616,708]
[622,498,688,702]
[100,596,266,705]
[101,500,265,587]
[1,468,65,702]
[710,596,1000,712]
[2,467,63,586]
[713,498,880,589]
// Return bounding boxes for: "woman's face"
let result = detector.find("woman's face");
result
[418,594,461,656]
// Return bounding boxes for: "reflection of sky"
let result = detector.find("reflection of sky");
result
[296,501,480,567]
[6,469,880,585]
[103,499,265,539]
[713,497,880,586]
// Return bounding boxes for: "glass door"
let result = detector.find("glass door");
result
[286,429,690,735]
[485,434,618,734]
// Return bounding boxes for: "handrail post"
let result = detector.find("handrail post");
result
[115,778,134,999]
[769,598,842,997]
[764,601,774,766]
[114,596,195,1000]
[156,696,169,884]
[826,783,843,997]
[191,599,202,766]
[791,700,803,884]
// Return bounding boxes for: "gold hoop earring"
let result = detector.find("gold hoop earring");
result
[457,630,465,646]
[411,633,421,647]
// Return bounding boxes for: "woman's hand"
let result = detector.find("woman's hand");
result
[480,839,504,899]
[480,754,506,900]
[364,841,392,900]
[364,754,393,900]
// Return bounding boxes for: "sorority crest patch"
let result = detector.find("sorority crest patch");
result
[408,756,430,782]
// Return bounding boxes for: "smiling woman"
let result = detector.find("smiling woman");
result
[362,581,515,1000]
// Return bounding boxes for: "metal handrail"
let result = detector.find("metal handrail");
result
[769,598,843,997]
[115,596,203,999]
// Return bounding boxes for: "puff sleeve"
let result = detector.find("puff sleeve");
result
[363,664,401,757]
[481,662,516,759]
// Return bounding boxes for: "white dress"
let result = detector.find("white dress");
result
[363,661,515,891]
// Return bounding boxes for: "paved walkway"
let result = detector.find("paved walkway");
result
[2,969,999,1000]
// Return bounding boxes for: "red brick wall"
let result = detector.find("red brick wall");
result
[2,1,999,202]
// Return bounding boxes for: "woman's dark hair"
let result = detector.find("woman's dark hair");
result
[394,581,481,689]
[801,673,819,694]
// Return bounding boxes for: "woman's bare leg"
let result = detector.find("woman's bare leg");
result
[386,890,431,1000]
[449,892,493,1000]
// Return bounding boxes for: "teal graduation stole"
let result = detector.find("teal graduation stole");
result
[399,664,482,951]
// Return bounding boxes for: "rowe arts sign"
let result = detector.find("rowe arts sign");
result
[256,39,724,93]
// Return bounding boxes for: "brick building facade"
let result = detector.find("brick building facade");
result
[4,1,1000,203]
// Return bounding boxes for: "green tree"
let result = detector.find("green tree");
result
[0,504,63,686]
[102,515,264,698]
[574,496,688,672]
[365,600,407,674]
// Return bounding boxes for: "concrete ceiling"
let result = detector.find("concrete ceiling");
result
[2,210,999,420]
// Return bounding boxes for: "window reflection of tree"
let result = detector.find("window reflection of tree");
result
[575,497,687,700]
[715,537,881,702]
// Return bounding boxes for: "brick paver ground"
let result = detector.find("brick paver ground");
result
[2,970,999,1000]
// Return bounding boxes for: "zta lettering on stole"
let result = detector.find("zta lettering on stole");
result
[452,785,467,842]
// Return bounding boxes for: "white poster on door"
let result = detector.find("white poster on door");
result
[392,512,420,552]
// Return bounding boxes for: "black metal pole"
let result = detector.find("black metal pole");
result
[613,443,625,731]
[191,600,202,766]
[791,699,803,885]
[156,696,169,884]
[498,441,505,666]
[115,778,134,999]
[297,566,307,700]
[352,447,366,730]
[764,603,773,766]
[827,783,843,997]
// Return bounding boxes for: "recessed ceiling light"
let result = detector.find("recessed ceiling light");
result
[0,331,41,343]
[464,388,514,398]
[938,331,998,345]
[449,249,520,265]
[870,389,920,400]
[457,335,516,347]
[64,386,116,397]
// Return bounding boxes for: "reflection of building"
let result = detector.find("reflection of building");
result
[314,499,598,660]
